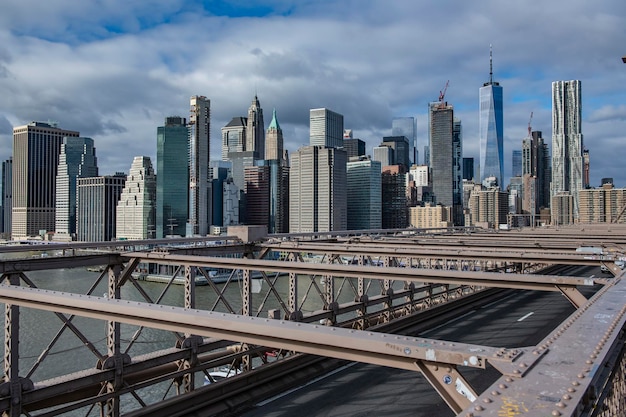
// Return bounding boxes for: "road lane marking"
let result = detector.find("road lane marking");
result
[517,312,534,322]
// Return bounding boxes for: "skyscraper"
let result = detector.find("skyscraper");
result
[522,131,550,213]
[392,117,417,165]
[512,150,522,178]
[156,116,189,238]
[76,174,126,242]
[309,108,344,148]
[221,117,247,161]
[381,136,411,170]
[12,122,79,239]
[116,156,156,240]
[429,101,454,209]
[55,137,98,239]
[452,118,463,225]
[479,47,504,187]
[290,146,347,232]
[246,95,265,159]
[188,95,211,236]
[2,158,12,237]
[265,108,284,161]
[382,165,407,229]
[462,157,474,181]
[551,80,583,217]
[346,157,381,230]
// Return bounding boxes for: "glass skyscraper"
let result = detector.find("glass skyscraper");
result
[188,95,211,236]
[392,117,417,165]
[55,137,98,238]
[429,101,454,209]
[346,158,381,230]
[479,48,504,187]
[309,108,344,148]
[156,116,189,238]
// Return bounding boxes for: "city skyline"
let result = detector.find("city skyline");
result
[0,1,625,188]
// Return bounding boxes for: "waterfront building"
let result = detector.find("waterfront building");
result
[463,157,474,181]
[409,203,452,229]
[76,174,126,241]
[309,108,344,149]
[479,47,504,187]
[551,80,583,218]
[246,95,265,159]
[289,146,347,232]
[382,165,408,229]
[55,137,98,240]
[346,157,381,230]
[468,185,508,229]
[392,117,417,165]
[12,122,79,239]
[2,158,12,237]
[187,95,211,236]
[156,116,188,238]
[116,156,156,240]
[578,183,626,224]
[221,117,247,161]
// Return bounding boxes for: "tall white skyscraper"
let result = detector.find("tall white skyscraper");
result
[309,108,344,148]
[551,80,583,218]
[55,137,98,238]
[116,156,156,240]
[188,95,211,236]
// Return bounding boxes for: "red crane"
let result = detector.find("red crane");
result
[437,80,449,108]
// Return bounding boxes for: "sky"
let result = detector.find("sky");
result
[0,0,625,187]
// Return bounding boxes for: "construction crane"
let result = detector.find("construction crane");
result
[438,80,449,108]
[527,111,533,138]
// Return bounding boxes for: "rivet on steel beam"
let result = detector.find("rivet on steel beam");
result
[519,363,527,368]
[572,381,580,386]
[585,359,593,364]
[466,413,474,417]
[505,377,514,382]
[567,387,576,393]
[562,394,572,400]
[513,369,521,375]
[556,401,566,408]
[483,398,492,403]
[551,410,562,416]
[474,405,484,411]
[577,373,585,379]
[491,390,500,395]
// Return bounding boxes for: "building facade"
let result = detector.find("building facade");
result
[12,122,79,239]
[55,137,98,239]
[76,174,126,241]
[381,136,411,170]
[468,185,509,229]
[289,146,347,232]
[429,102,455,213]
[346,157,381,230]
[392,117,417,165]
[409,203,452,229]
[309,108,344,148]
[551,80,583,218]
[156,116,189,238]
[2,158,12,238]
[382,165,407,229]
[578,184,626,224]
[246,95,265,159]
[221,117,247,161]
[478,49,504,187]
[188,95,211,236]
[522,131,551,213]
[116,156,156,240]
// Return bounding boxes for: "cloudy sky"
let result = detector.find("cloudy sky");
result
[1,0,625,187]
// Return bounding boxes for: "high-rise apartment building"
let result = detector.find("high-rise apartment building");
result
[479,48,504,187]
[468,185,508,229]
[2,158,12,237]
[289,146,347,232]
[522,131,551,214]
[309,108,344,148]
[55,137,98,239]
[246,95,265,159]
[578,183,626,224]
[346,157,381,230]
[76,174,126,242]
[116,156,156,240]
[156,116,188,238]
[392,117,417,165]
[551,80,584,218]
[409,203,452,229]
[429,101,455,210]
[188,95,211,236]
[12,122,79,239]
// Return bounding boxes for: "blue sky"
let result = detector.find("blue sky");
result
[0,0,625,187]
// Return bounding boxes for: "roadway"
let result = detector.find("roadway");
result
[239,265,603,417]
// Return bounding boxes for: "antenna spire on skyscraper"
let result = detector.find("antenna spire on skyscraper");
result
[489,44,493,84]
